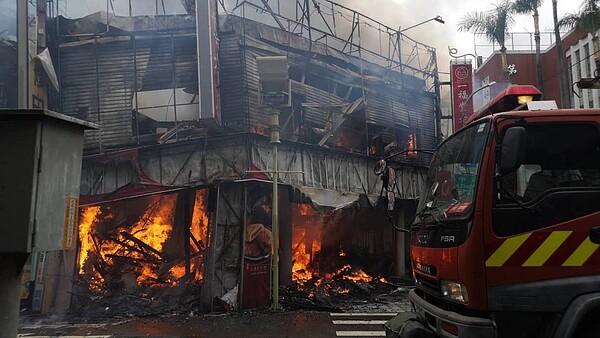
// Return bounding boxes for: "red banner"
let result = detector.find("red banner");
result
[451,63,473,132]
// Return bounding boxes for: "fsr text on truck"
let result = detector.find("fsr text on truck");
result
[381,85,600,338]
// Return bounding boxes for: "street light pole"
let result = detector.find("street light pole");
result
[270,107,280,310]
[256,56,289,311]
[400,15,445,33]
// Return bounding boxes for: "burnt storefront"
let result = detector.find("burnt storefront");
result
[28,0,440,315]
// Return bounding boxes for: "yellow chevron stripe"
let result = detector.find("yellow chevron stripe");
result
[523,231,572,267]
[563,237,600,267]
[486,233,531,267]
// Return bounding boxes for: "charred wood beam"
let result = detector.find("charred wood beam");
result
[121,231,164,259]
[91,260,110,284]
[90,233,112,269]
[105,254,159,266]
[138,199,163,230]
[292,232,307,254]
[190,233,204,252]
[318,97,364,146]
[106,235,152,258]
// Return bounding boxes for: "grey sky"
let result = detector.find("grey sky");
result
[53,0,582,76]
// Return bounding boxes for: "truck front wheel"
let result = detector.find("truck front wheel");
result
[572,308,600,338]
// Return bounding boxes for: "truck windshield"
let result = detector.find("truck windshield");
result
[415,121,490,222]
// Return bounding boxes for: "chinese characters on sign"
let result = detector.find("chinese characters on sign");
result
[451,62,473,132]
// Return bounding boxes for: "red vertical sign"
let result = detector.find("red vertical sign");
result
[451,63,473,132]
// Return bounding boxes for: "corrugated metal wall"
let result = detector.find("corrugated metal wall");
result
[59,34,197,150]
[57,14,437,161]
[220,27,437,153]
[219,32,247,132]
[60,38,135,149]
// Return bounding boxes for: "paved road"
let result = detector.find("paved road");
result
[18,292,412,337]
[18,313,397,338]
[19,311,403,337]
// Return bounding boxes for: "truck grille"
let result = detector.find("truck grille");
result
[415,274,440,296]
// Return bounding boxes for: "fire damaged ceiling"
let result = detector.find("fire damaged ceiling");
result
[53,2,438,159]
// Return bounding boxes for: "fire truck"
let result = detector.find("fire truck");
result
[378,85,600,337]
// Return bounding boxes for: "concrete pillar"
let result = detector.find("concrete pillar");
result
[0,253,29,337]
[394,203,407,277]
[201,185,220,311]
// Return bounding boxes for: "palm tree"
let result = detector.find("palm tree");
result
[559,0,600,33]
[513,0,545,94]
[553,0,571,108]
[458,1,515,80]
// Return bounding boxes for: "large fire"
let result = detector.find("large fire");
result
[77,190,209,294]
[190,189,210,280]
[291,204,381,294]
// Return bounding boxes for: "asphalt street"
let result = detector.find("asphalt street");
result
[18,293,412,337]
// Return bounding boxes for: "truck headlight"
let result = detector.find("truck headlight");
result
[440,280,468,304]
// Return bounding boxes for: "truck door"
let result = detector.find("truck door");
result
[485,121,600,310]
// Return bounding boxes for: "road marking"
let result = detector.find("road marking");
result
[330,312,396,317]
[332,312,390,337]
[335,331,385,337]
[332,320,387,325]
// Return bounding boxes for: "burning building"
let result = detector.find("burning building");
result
[23,0,440,314]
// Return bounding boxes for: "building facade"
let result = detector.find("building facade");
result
[472,29,589,110]
[9,0,443,314]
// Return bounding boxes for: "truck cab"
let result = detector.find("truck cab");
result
[405,85,600,337]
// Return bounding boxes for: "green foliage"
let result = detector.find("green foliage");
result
[559,0,600,33]
[512,0,543,15]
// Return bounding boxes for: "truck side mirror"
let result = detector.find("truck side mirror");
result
[499,126,527,173]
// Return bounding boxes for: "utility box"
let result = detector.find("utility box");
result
[0,109,98,253]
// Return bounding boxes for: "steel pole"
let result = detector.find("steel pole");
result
[17,0,28,108]
[270,108,280,310]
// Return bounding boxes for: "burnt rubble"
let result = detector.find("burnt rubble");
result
[69,281,203,320]
[282,268,414,312]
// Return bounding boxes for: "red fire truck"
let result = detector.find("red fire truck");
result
[382,85,600,337]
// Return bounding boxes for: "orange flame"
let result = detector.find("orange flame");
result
[78,206,102,275]
[291,204,384,290]
[342,268,373,283]
[169,264,187,281]
[407,132,417,157]
[77,192,212,292]
[292,204,323,283]
[190,189,209,281]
